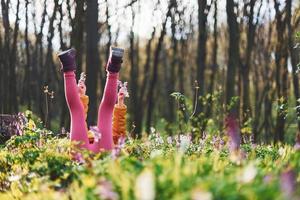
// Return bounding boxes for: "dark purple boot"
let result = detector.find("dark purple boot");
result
[106,47,124,73]
[58,48,76,72]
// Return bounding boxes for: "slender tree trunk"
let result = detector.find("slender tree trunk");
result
[71,0,85,78]
[167,7,178,123]
[24,0,31,110]
[241,0,256,125]
[58,1,69,128]
[274,0,288,142]
[262,12,274,143]
[129,7,139,134]
[196,0,210,113]
[43,0,59,128]
[1,0,10,113]
[86,0,100,125]
[287,0,300,131]
[105,0,112,62]
[178,38,186,94]
[132,28,156,137]
[206,0,218,119]
[34,0,47,120]
[226,0,240,115]
[0,27,3,113]
[146,2,174,133]
[8,0,20,113]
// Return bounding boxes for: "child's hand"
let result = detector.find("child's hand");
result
[78,72,87,96]
[117,81,129,107]
[78,81,86,96]
[118,92,125,106]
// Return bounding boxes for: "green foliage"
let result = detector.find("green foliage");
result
[0,116,299,200]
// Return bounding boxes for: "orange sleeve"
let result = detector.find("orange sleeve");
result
[112,104,127,144]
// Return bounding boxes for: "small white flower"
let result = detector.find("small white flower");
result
[278,147,285,156]
[179,135,191,152]
[239,163,257,183]
[155,136,164,145]
[192,190,213,200]
[150,127,156,134]
[150,149,163,158]
[8,175,21,182]
[135,169,155,200]
[167,136,173,144]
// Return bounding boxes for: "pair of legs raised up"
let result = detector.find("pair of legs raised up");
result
[58,47,124,153]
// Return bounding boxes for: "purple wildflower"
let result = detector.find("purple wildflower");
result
[5,113,27,136]
[112,136,126,159]
[280,168,296,198]
[219,137,225,146]
[212,135,217,144]
[211,136,225,150]
[263,175,273,184]
[97,179,119,200]
[225,115,241,152]
[89,126,101,143]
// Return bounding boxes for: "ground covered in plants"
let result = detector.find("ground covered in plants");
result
[0,114,299,200]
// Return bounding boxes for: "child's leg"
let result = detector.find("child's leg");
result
[64,71,89,147]
[96,72,118,150]
[90,47,124,152]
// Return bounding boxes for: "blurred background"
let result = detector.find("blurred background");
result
[0,0,299,143]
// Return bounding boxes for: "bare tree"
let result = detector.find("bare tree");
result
[1,0,10,113]
[23,0,31,109]
[274,0,289,142]
[33,0,48,119]
[1,0,20,113]
[146,1,175,132]
[71,0,85,78]
[287,0,300,132]
[86,0,100,125]
[226,0,240,115]
[240,0,258,125]
[206,0,218,119]
[196,0,211,113]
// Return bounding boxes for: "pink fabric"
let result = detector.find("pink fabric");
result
[64,71,118,153]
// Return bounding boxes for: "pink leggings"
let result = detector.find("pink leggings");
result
[64,71,118,153]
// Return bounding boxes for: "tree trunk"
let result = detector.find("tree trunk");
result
[226,0,240,115]
[71,0,85,78]
[24,0,31,110]
[86,0,100,125]
[146,2,174,133]
[8,0,20,113]
[133,28,156,137]
[274,0,288,142]
[241,0,256,125]
[59,1,69,128]
[206,0,218,119]
[287,0,300,131]
[196,0,210,113]
[1,0,10,113]
[34,0,47,120]
[43,0,59,128]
